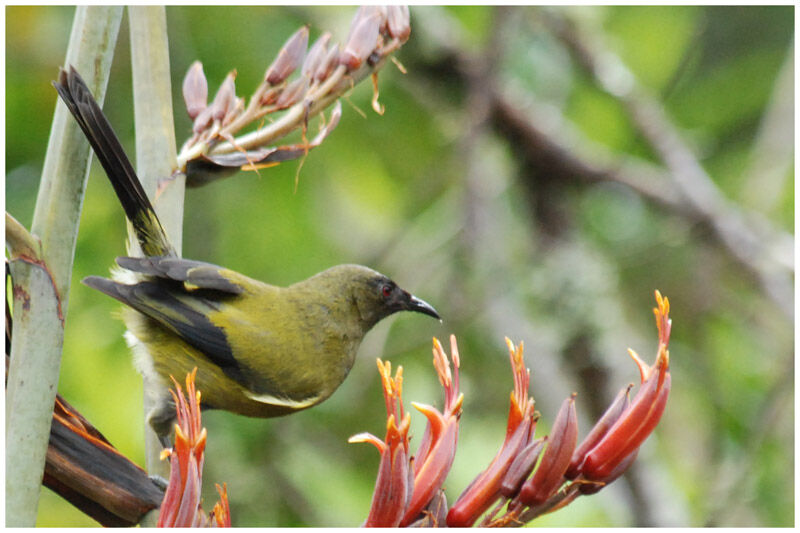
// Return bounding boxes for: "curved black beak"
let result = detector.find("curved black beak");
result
[406,294,440,320]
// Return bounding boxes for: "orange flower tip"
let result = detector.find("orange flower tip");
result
[348,432,386,452]
[432,337,443,352]
[174,424,187,442]
[411,401,445,425]
[159,448,172,460]
[627,348,649,382]
[505,337,515,353]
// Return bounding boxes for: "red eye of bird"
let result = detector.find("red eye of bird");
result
[382,285,392,298]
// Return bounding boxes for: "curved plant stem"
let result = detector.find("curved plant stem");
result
[6,6,122,526]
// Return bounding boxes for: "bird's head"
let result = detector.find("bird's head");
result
[321,264,440,330]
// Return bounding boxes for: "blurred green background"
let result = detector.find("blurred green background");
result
[6,5,794,527]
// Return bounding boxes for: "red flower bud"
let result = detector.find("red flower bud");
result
[517,396,578,507]
[499,437,545,499]
[565,384,632,480]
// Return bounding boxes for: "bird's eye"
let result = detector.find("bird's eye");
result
[381,284,392,298]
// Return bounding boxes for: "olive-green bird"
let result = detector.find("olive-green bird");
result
[54,67,439,441]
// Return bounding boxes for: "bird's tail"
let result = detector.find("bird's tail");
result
[53,66,175,258]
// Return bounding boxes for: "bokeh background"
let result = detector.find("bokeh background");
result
[6,5,794,527]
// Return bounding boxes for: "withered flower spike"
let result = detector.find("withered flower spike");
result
[210,71,237,122]
[192,105,215,135]
[265,25,309,85]
[182,61,208,120]
[386,5,411,42]
[303,32,331,80]
[341,6,384,71]
[275,77,308,110]
[517,395,578,507]
[315,45,340,83]
[222,96,244,128]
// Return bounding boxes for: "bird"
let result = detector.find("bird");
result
[53,66,440,442]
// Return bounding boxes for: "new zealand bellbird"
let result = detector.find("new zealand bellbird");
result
[54,67,439,440]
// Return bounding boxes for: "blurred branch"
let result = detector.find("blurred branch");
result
[5,7,122,526]
[740,39,794,213]
[415,6,793,321]
[542,11,793,320]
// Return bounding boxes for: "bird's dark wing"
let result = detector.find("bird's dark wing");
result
[115,256,245,295]
[83,275,242,380]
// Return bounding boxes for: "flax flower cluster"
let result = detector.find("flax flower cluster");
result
[356,291,672,527]
[176,6,411,187]
[349,336,463,527]
[157,369,230,528]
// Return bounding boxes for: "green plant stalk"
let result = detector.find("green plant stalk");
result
[6,6,122,526]
[127,6,183,508]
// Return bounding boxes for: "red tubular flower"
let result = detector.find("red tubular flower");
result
[565,385,632,480]
[516,395,578,507]
[157,368,230,528]
[572,290,672,483]
[349,360,412,527]
[400,335,463,526]
[446,339,536,527]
